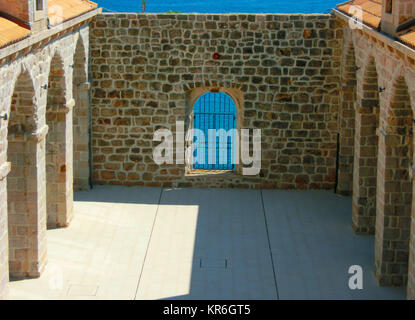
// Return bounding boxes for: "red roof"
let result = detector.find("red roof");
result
[48,0,98,26]
[0,0,97,50]
[337,0,382,29]
[0,17,30,49]
[337,0,415,49]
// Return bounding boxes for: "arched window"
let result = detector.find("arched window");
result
[192,91,237,171]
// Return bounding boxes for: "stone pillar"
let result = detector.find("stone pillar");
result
[0,162,11,299]
[375,128,412,286]
[73,82,91,191]
[336,41,357,196]
[8,125,48,278]
[46,99,74,227]
[351,101,379,234]
[337,83,356,196]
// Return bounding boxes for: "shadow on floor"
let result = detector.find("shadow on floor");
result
[74,186,406,300]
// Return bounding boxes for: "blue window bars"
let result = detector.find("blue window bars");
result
[192,92,237,171]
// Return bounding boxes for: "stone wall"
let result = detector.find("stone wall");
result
[90,13,342,189]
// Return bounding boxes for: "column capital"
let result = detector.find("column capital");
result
[354,100,374,115]
[376,128,402,147]
[28,124,49,143]
[0,161,11,181]
[376,128,388,137]
[48,99,75,114]
[409,165,415,180]
[8,125,49,143]
[66,98,75,113]
[76,81,91,91]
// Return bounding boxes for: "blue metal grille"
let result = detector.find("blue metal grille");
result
[192,92,236,170]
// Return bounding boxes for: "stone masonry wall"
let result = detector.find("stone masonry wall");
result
[90,13,342,189]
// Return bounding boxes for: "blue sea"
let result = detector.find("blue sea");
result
[98,0,340,14]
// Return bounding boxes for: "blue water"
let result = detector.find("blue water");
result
[98,0,339,14]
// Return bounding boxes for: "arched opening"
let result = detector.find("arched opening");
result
[46,53,72,227]
[375,76,413,287]
[7,71,46,278]
[336,43,357,195]
[72,36,90,190]
[352,57,380,234]
[191,91,237,171]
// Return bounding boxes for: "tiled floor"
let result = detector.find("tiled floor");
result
[8,186,406,300]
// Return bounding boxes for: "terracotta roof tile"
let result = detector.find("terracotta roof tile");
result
[337,0,415,49]
[337,0,382,29]
[0,17,30,49]
[48,0,98,26]
[398,26,415,49]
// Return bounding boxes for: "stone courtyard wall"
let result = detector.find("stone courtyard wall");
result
[90,13,342,189]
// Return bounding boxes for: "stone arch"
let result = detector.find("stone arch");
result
[352,56,380,234]
[7,64,39,116]
[72,34,90,190]
[375,75,413,287]
[7,69,47,278]
[46,51,73,227]
[336,40,357,195]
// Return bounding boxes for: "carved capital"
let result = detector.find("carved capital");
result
[376,128,401,147]
[409,165,415,180]
[0,162,11,181]
[77,81,91,91]
[28,125,49,143]
[48,99,75,114]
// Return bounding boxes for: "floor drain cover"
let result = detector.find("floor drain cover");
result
[200,258,228,269]
[67,284,99,297]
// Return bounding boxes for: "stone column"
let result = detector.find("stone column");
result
[375,128,412,286]
[46,99,74,227]
[351,101,379,234]
[73,82,91,191]
[0,162,11,299]
[336,83,356,196]
[8,125,48,278]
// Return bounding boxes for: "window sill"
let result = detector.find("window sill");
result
[185,169,238,178]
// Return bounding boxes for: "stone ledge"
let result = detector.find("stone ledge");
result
[185,169,237,178]
[99,12,332,18]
